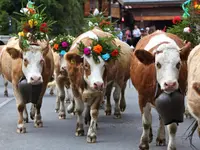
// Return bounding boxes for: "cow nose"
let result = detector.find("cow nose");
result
[94,82,104,90]
[61,66,67,71]
[30,76,41,82]
[164,82,176,89]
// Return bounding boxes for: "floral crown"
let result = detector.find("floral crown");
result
[15,1,55,50]
[85,9,118,36]
[50,34,75,56]
[77,36,121,63]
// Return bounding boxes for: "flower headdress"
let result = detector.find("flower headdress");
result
[15,0,55,50]
[77,36,121,63]
[84,9,118,36]
[50,34,75,56]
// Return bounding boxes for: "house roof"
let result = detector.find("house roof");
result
[118,0,185,5]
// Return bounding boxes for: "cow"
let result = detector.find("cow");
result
[130,30,191,150]
[65,27,132,143]
[51,50,73,119]
[187,44,200,137]
[0,36,54,133]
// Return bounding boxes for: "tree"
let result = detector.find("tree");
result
[0,0,85,36]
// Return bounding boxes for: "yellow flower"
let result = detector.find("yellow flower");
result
[28,19,34,28]
[18,31,24,37]
[34,21,38,26]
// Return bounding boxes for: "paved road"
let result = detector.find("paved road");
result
[0,78,199,150]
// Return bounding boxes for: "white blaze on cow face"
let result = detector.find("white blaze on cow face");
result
[154,43,181,93]
[60,55,67,72]
[83,55,105,91]
[22,45,44,85]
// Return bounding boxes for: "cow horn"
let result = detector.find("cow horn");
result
[179,41,192,60]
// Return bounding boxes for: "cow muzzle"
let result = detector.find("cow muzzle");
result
[93,82,104,91]
[29,75,43,85]
[163,81,178,93]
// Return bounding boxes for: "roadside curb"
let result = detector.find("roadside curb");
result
[0,97,15,108]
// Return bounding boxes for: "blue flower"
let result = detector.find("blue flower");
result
[101,53,110,61]
[59,50,66,56]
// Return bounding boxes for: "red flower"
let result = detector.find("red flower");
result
[23,23,30,33]
[111,50,119,57]
[40,23,48,32]
[172,16,182,24]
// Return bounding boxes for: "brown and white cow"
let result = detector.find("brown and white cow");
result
[51,50,73,119]
[130,30,191,150]
[187,44,200,137]
[0,37,54,133]
[65,28,132,143]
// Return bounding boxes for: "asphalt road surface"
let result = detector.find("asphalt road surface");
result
[0,77,199,150]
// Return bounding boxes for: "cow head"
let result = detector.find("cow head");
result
[66,53,106,91]
[6,37,49,85]
[135,42,191,94]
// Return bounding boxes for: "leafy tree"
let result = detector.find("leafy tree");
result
[0,0,85,36]
[0,11,10,34]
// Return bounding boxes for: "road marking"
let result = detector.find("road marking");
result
[0,97,14,108]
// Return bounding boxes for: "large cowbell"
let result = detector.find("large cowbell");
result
[155,90,185,125]
[18,77,43,104]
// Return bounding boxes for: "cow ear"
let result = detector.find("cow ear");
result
[180,42,192,61]
[6,47,22,59]
[135,49,155,65]
[65,53,83,66]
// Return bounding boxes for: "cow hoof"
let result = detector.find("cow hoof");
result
[55,109,59,113]
[105,110,111,116]
[120,105,126,112]
[75,129,84,136]
[87,135,97,143]
[24,118,29,123]
[17,127,26,133]
[34,120,43,128]
[4,91,8,97]
[139,143,149,150]
[113,113,121,119]
[59,113,66,120]
[156,138,166,146]
[168,146,176,150]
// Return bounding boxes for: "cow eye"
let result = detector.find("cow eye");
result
[176,62,181,69]
[156,62,161,69]
[84,64,89,69]
[24,58,29,67]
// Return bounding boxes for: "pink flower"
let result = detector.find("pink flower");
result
[84,47,91,55]
[61,41,68,48]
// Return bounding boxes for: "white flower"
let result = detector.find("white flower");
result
[88,21,93,27]
[93,8,99,16]
[183,27,191,33]
[20,8,29,14]
[94,23,98,26]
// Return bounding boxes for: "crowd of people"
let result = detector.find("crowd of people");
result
[116,25,155,48]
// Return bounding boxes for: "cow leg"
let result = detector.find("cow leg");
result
[49,86,54,95]
[34,101,43,128]
[74,96,84,136]
[55,88,60,113]
[64,88,70,103]
[184,106,193,119]
[139,101,152,150]
[56,80,66,119]
[13,86,26,133]
[87,96,101,143]
[23,105,29,123]
[84,103,91,125]
[156,116,166,146]
[167,123,177,150]
[120,82,127,112]
[30,104,35,120]
[113,83,121,119]
[4,79,8,97]
[105,82,113,116]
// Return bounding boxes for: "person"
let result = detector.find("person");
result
[125,27,132,46]
[132,25,141,47]
[146,27,150,35]
[116,27,123,41]
[140,28,147,39]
